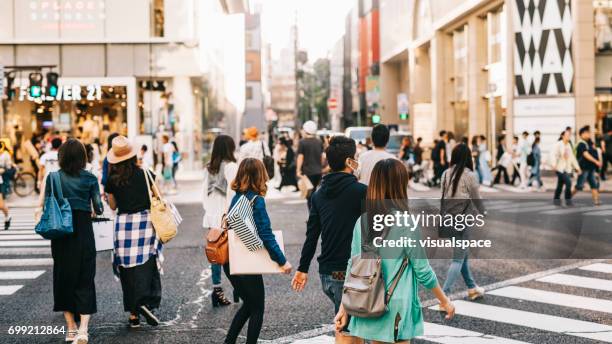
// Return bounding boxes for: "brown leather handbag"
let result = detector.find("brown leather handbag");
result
[205,216,229,264]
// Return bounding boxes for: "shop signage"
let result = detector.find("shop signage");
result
[18,84,102,102]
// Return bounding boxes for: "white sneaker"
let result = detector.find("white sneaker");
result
[468,286,485,300]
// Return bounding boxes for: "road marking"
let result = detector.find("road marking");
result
[0,285,23,295]
[0,240,50,247]
[292,335,333,344]
[430,300,612,342]
[0,270,45,280]
[421,322,530,344]
[542,204,612,215]
[0,258,53,266]
[580,263,612,274]
[485,201,545,210]
[0,235,43,240]
[499,205,561,213]
[479,185,499,193]
[585,209,612,216]
[537,273,612,292]
[488,286,612,314]
[0,230,36,235]
[284,200,307,205]
[0,247,51,255]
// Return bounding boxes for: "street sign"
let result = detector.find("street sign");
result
[327,98,338,110]
[397,93,409,120]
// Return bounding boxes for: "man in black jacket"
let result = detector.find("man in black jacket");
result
[291,136,367,339]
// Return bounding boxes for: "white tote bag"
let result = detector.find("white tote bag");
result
[92,217,114,251]
[228,230,285,275]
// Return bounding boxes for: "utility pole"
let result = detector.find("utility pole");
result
[293,10,299,126]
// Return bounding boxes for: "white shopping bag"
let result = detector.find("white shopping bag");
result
[228,230,285,275]
[92,218,114,251]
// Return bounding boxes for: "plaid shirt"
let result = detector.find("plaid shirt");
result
[113,211,164,271]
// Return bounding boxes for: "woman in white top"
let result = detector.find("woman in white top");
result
[551,130,581,204]
[202,135,238,307]
[0,142,12,230]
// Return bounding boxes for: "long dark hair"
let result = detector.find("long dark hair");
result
[208,135,236,175]
[447,143,473,197]
[108,156,138,187]
[59,139,87,176]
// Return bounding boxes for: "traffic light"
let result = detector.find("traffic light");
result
[372,114,381,124]
[46,72,59,98]
[5,71,15,100]
[400,113,408,120]
[29,72,43,98]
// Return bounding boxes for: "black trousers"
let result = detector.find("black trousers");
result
[554,172,573,200]
[306,174,322,210]
[432,162,446,185]
[223,264,265,344]
[118,256,162,314]
[493,165,510,184]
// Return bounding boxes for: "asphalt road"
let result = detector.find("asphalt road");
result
[0,189,610,343]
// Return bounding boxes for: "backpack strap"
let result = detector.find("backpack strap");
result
[385,257,409,305]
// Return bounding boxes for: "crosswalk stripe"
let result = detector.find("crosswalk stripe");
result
[430,300,612,342]
[485,201,544,210]
[0,258,53,267]
[0,230,36,235]
[488,286,612,314]
[0,247,50,255]
[0,240,50,247]
[0,270,45,280]
[421,322,530,344]
[537,273,612,292]
[542,204,612,215]
[292,335,333,344]
[0,235,43,240]
[579,263,612,274]
[0,285,23,295]
[498,204,560,213]
[585,209,612,216]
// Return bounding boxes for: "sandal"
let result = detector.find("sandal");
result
[75,331,88,344]
[65,329,78,342]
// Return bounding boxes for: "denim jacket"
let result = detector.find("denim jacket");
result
[45,170,104,215]
[229,190,287,266]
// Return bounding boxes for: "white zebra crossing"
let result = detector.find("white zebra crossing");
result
[0,208,50,296]
[420,322,530,344]
[580,263,612,274]
[537,273,612,292]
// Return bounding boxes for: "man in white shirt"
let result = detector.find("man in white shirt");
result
[356,124,396,185]
[38,137,62,185]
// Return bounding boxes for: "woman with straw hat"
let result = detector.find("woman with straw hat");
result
[105,136,164,329]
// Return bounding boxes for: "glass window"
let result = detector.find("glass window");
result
[488,9,503,64]
[453,27,468,101]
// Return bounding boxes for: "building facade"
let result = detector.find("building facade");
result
[375,0,608,153]
[0,0,206,169]
[244,12,265,132]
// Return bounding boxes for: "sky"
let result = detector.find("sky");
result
[258,0,354,61]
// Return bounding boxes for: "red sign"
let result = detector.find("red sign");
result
[327,98,338,110]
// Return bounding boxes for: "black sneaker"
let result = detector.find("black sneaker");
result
[139,305,159,326]
[4,216,11,231]
[128,316,141,328]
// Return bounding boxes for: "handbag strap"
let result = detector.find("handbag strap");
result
[385,257,408,304]
[51,172,64,199]
[260,141,269,158]
[143,168,154,204]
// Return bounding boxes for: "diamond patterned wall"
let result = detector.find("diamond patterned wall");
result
[514,0,574,96]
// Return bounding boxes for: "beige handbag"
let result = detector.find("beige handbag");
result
[144,169,177,243]
[341,255,408,318]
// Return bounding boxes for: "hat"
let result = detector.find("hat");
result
[107,136,137,164]
[303,121,317,135]
[244,127,259,140]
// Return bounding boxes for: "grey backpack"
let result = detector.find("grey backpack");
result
[341,255,408,318]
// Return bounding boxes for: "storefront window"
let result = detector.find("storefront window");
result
[488,9,503,64]
[595,1,612,52]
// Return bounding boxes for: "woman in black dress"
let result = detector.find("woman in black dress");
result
[45,139,103,343]
[277,138,297,190]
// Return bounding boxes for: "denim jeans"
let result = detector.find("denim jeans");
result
[442,247,476,294]
[529,160,543,187]
[575,169,599,191]
[211,264,222,287]
[320,273,344,315]
[554,172,573,200]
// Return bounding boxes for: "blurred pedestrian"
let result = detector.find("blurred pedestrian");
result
[296,121,324,209]
[334,159,455,344]
[440,144,486,299]
[224,158,292,344]
[0,142,12,230]
[471,136,481,182]
[161,134,176,193]
[510,136,521,186]
[478,135,493,186]
[413,137,423,165]
[430,131,448,186]
[239,127,270,161]
[446,131,456,163]
[44,139,104,343]
[493,135,511,185]
[106,136,164,328]
[603,128,612,179]
[517,132,531,189]
[171,140,181,188]
[357,124,395,185]
[292,136,366,344]
[528,131,543,189]
[552,130,581,205]
[575,126,602,205]
[277,137,298,190]
[202,135,238,307]
[138,145,153,169]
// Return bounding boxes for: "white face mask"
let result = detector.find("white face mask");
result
[346,158,359,174]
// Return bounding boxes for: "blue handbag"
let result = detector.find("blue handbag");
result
[35,172,73,240]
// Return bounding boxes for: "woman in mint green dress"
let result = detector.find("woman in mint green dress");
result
[334,159,455,344]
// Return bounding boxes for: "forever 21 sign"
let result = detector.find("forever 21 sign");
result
[18,85,102,102]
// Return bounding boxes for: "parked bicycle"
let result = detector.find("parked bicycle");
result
[2,167,37,197]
